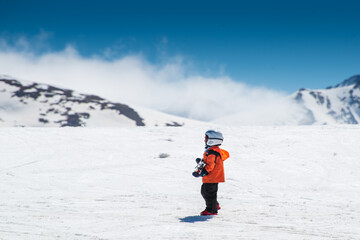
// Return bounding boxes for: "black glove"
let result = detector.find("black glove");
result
[200,168,209,177]
[195,158,202,163]
[192,168,209,177]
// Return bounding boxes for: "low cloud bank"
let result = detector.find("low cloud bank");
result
[0,38,304,125]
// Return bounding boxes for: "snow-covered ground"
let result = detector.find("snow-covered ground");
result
[1,126,359,239]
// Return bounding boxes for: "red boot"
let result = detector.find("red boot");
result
[200,210,218,216]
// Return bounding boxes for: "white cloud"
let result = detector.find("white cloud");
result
[0,38,304,125]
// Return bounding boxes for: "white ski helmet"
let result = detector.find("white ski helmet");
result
[205,130,223,146]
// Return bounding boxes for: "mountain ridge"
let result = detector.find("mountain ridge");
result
[329,74,360,89]
[0,76,200,127]
[292,75,360,124]
[1,74,360,126]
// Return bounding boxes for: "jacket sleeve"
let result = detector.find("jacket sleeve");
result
[204,154,216,173]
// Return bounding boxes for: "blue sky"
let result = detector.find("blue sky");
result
[1,0,360,93]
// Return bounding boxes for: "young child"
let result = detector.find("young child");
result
[193,130,230,216]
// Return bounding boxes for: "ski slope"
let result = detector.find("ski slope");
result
[1,126,360,239]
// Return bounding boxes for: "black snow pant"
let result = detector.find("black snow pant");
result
[201,183,219,213]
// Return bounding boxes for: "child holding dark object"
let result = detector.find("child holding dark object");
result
[193,130,230,216]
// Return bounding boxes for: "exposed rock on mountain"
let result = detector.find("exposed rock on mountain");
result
[0,76,193,127]
[292,75,360,124]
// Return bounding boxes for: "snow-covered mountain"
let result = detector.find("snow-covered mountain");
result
[2,74,360,127]
[292,75,360,125]
[0,75,201,127]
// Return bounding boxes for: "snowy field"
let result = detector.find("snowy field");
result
[1,126,360,240]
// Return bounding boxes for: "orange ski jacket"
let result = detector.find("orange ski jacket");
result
[202,146,230,183]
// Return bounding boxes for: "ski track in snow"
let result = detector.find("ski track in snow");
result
[0,126,360,239]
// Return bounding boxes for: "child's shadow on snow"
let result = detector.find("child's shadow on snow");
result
[179,215,213,223]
